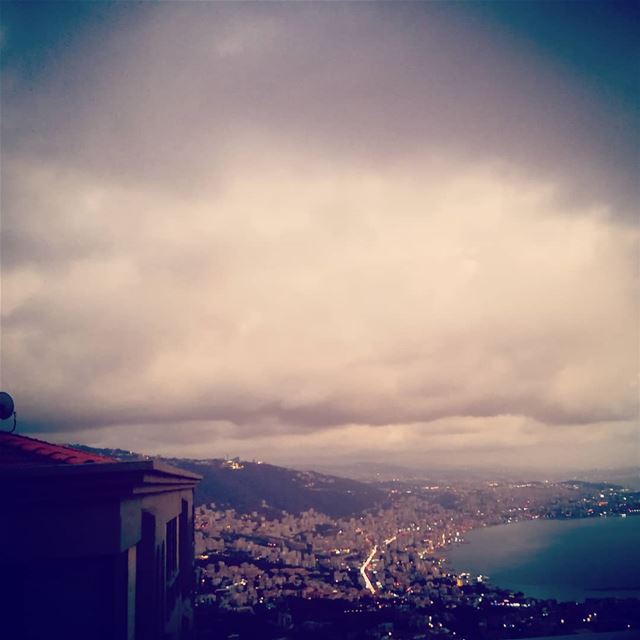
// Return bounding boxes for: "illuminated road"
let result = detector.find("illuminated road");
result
[359,535,398,595]
[359,545,378,594]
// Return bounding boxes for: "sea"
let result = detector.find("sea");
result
[446,515,640,603]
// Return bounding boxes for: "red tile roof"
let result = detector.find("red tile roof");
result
[0,432,115,466]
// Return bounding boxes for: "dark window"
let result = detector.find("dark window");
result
[136,511,156,640]
[165,518,180,620]
[166,517,178,579]
[179,499,191,591]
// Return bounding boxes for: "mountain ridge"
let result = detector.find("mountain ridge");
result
[69,445,385,518]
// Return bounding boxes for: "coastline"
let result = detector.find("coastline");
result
[442,515,640,603]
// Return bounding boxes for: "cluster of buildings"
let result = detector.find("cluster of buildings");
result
[192,479,640,639]
[192,480,589,610]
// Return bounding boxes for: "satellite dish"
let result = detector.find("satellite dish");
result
[0,392,14,420]
[0,392,17,432]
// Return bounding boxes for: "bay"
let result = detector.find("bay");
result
[446,516,640,602]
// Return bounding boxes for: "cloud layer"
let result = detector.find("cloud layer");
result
[1,3,638,470]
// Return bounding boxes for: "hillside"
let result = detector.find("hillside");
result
[70,445,384,518]
[167,458,385,518]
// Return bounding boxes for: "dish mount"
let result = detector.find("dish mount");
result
[0,392,17,433]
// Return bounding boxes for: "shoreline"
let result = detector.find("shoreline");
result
[441,515,640,603]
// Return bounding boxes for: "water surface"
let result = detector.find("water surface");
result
[447,516,640,602]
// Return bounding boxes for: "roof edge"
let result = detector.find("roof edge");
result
[0,458,202,481]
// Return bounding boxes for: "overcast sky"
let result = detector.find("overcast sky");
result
[1,1,638,473]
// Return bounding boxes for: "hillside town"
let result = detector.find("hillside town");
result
[193,477,640,639]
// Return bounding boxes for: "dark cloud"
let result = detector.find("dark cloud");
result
[3,4,637,216]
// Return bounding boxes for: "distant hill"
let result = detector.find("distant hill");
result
[70,445,146,462]
[560,479,623,491]
[69,445,384,518]
[571,468,640,491]
[173,458,385,518]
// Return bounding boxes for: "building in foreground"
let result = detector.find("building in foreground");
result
[0,431,201,640]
